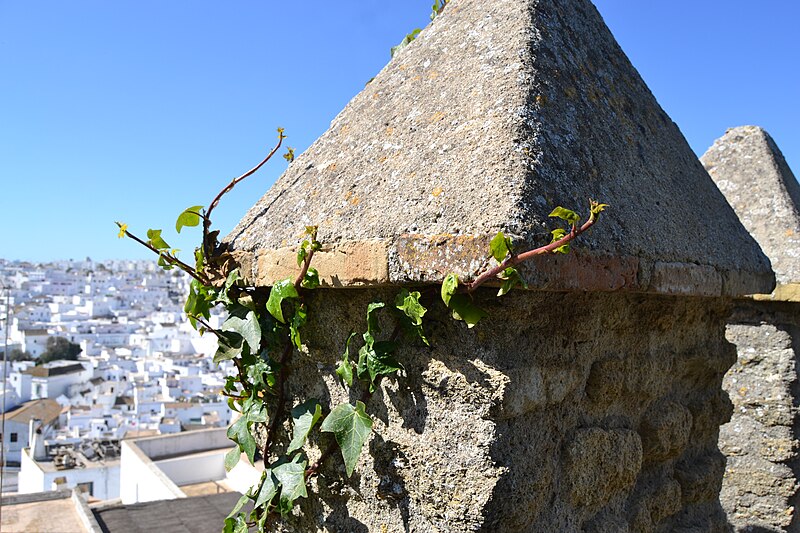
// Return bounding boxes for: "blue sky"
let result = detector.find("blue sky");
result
[1,1,798,262]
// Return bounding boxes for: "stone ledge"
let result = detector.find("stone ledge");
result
[232,234,775,297]
[751,282,800,302]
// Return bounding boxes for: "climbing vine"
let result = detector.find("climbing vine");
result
[117,126,605,532]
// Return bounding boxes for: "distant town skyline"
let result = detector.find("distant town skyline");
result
[1,1,798,262]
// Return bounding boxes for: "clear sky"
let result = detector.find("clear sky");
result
[1,1,798,262]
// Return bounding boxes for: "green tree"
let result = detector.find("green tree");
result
[39,337,81,363]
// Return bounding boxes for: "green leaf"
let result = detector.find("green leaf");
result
[394,289,429,346]
[289,305,307,350]
[227,416,257,464]
[366,301,384,335]
[245,359,272,391]
[223,514,248,533]
[497,266,527,296]
[590,199,609,218]
[296,241,309,267]
[283,147,295,162]
[224,446,241,472]
[226,494,250,519]
[213,331,244,363]
[243,395,268,423]
[395,289,426,326]
[489,232,513,263]
[549,206,580,226]
[215,268,241,306]
[336,332,358,387]
[266,279,299,323]
[221,305,261,355]
[550,228,570,254]
[287,399,322,453]
[391,28,421,57]
[273,454,308,515]
[358,341,401,389]
[254,470,279,509]
[320,401,373,477]
[441,273,458,306]
[448,294,488,328]
[301,267,321,289]
[175,205,204,233]
[550,228,568,243]
[146,229,170,250]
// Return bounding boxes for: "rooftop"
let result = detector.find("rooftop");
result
[24,362,87,377]
[6,398,62,425]
[93,492,249,533]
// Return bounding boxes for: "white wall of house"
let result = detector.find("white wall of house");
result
[19,449,120,500]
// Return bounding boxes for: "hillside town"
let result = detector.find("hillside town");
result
[0,257,233,500]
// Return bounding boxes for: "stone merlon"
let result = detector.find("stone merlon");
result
[226,0,773,297]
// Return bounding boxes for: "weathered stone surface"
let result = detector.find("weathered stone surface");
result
[565,428,642,511]
[639,401,693,462]
[702,126,800,290]
[226,0,772,297]
[718,321,800,532]
[255,290,737,532]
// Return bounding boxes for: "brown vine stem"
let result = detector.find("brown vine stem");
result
[203,135,284,259]
[118,226,208,285]
[261,240,319,467]
[465,210,600,293]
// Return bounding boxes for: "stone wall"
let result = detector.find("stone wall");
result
[719,302,800,532]
[265,288,736,532]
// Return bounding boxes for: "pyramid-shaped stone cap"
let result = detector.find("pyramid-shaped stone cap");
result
[228,0,773,297]
[702,126,800,299]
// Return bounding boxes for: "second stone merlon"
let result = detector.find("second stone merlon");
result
[702,127,800,531]
[702,125,800,296]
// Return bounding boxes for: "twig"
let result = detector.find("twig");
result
[120,227,208,284]
[465,213,599,292]
[203,136,285,258]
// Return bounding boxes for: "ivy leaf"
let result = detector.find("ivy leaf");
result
[146,229,170,250]
[489,232,513,263]
[590,199,609,217]
[550,228,570,254]
[215,268,241,306]
[224,446,241,472]
[497,267,527,297]
[213,331,244,363]
[222,305,261,355]
[549,206,580,226]
[302,267,321,289]
[320,401,373,477]
[360,341,401,389]
[336,332,358,387]
[226,494,250,520]
[391,28,421,57]
[441,273,458,306]
[366,301,384,335]
[395,289,426,326]
[243,395,268,423]
[254,470,279,509]
[227,415,257,464]
[245,359,273,391]
[394,289,429,346]
[175,205,204,233]
[296,241,309,267]
[266,279,300,323]
[223,513,248,533]
[273,454,308,515]
[448,294,488,328]
[289,305,307,350]
[287,399,322,453]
